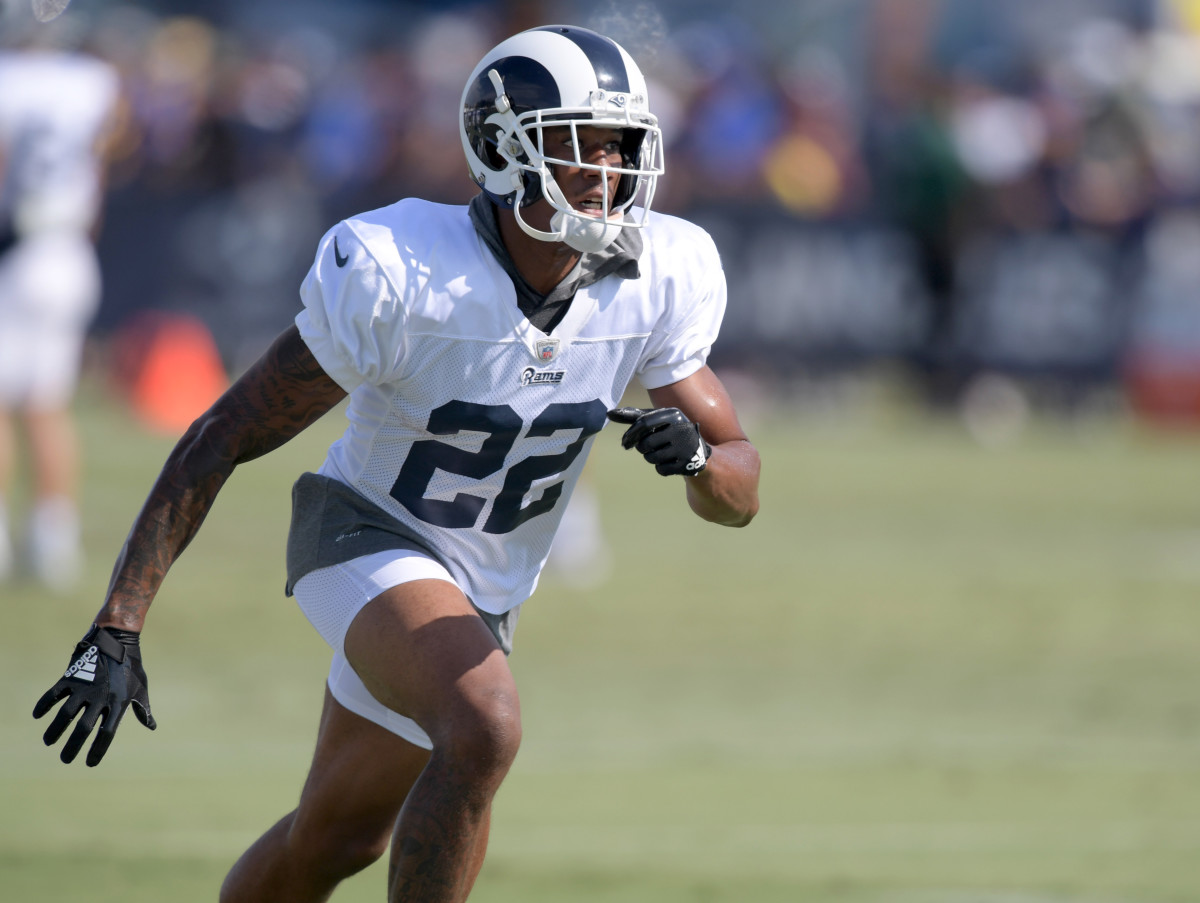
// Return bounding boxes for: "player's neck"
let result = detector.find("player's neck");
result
[497,207,582,295]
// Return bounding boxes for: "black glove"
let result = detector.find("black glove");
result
[607,406,712,476]
[33,625,156,766]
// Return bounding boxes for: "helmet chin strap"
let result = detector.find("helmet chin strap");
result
[544,177,625,253]
[513,174,624,253]
[554,211,625,253]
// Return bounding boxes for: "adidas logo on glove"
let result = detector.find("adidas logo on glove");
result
[64,644,99,683]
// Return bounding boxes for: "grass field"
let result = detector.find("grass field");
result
[3,375,1200,902]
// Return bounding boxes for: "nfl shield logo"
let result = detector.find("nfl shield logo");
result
[536,338,560,362]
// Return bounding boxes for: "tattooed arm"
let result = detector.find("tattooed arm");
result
[96,325,347,632]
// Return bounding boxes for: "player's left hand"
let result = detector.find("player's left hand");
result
[607,406,711,476]
[33,625,156,766]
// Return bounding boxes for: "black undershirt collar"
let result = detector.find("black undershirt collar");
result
[468,193,642,333]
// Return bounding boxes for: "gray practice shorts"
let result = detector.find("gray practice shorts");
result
[293,549,519,750]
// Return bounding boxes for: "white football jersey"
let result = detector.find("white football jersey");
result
[0,50,119,234]
[296,198,726,613]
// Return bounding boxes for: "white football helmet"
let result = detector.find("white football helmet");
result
[460,24,664,253]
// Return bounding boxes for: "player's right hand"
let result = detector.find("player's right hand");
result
[33,625,156,766]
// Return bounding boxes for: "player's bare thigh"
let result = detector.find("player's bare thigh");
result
[342,578,521,751]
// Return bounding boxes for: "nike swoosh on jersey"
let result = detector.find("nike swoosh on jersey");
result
[334,235,349,267]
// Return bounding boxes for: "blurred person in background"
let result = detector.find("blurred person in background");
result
[0,8,119,589]
[861,0,971,404]
[32,22,759,903]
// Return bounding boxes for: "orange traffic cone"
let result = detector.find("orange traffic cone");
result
[114,312,229,434]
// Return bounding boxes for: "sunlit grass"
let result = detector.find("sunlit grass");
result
[3,376,1199,902]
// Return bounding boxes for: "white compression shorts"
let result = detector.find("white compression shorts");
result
[293,549,457,750]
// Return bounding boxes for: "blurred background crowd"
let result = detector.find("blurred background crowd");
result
[7,0,1200,423]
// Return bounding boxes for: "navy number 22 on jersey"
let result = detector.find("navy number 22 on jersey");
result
[390,399,607,534]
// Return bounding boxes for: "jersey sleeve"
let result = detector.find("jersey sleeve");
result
[295,222,409,392]
[636,224,727,390]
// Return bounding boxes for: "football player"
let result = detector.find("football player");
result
[33,25,760,903]
[0,30,119,589]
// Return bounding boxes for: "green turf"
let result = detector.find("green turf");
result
[3,378,1199,902]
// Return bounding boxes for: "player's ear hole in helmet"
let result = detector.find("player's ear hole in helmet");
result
[459,24,664,254]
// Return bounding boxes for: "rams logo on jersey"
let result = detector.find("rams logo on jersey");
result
[521,367,565,387]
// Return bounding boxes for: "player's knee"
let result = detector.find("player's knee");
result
[434,688,522,782]
[291,817,392,880]
[332,829,392,877]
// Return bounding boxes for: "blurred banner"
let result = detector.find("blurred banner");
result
[4,0,1197,422]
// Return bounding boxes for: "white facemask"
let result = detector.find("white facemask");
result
[512,173,625,253]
